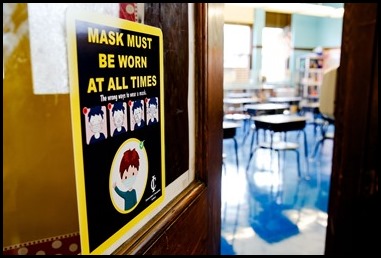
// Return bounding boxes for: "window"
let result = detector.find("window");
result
[261,12,292,84]
[261,26,291,83]
[224,23,252,83]
[224,23,251,69]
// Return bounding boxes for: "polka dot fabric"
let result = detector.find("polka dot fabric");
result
[3,232,80,255]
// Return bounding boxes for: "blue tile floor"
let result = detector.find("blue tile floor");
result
[221,116,334,255]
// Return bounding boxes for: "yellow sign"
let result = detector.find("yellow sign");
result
[66,8,165,254]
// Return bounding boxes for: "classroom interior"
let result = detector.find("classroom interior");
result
[220,3,343,255]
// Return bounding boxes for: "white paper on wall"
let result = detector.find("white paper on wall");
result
[28,3,119,94]
[137,3,145,23]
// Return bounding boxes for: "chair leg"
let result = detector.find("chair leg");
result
[311,120,331,159]
[222,198,227,225]
[295,149,301,178]
[311,138,324,159]
[246,147,259,173]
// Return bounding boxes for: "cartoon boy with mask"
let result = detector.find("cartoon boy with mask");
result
[111,102,127,137]
[113,148,140,210]
[132,100,145,131]
[88,105,106,144]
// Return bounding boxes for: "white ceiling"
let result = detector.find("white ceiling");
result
[225,3,344,18]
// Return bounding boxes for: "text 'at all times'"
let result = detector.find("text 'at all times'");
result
[87,75,157,93]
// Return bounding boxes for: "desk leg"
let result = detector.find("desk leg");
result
[246,129,258,173]
[294,149,301,178]
[277,150,281,176]
[269,131,274,173]
[302,129,310,179]
[233,137,239,173]
[241,118,251,145]
[249,125,257,153]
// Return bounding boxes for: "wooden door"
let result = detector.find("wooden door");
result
[325,3,379,255]
[113,3,224,255]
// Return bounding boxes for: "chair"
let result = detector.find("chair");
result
[250,138,302,178]
[224,113,251,143]
[246,115,309,179]
[311,66,338,158]
[223,121,240,173]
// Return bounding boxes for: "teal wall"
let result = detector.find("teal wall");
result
[252,9,265,84]
[318,17,343,47]
[251,4,343,86]
[292,14,321,49]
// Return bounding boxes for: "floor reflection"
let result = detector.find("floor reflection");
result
[221,119,333,255]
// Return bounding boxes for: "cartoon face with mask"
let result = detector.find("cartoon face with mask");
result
[114,148,140,210]
[122,165,138,190]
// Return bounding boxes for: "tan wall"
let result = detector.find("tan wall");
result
[224,5,254,24]
[3,3,79,247]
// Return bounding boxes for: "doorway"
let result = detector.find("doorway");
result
[221,3,343,255]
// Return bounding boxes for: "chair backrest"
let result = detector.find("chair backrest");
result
[319,66,338,120]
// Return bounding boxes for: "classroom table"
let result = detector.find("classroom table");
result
[246,114,309,179]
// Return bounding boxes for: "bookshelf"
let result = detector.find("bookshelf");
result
[297,54,324,101]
